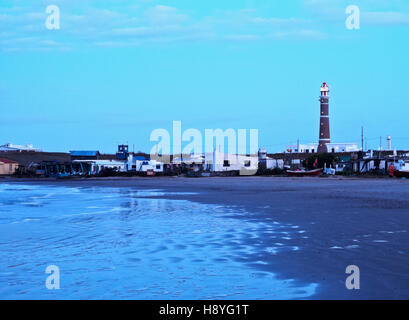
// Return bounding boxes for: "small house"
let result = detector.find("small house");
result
[0,158,18,175]
[204,150,258,175]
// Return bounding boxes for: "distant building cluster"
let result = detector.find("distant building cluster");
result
[286,142,359,154]
[1,83,408,178]
[66,146,258,177]
[69,146,164,176]
[0,143,42,152]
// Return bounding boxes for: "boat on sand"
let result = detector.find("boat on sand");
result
[286,168,323,177]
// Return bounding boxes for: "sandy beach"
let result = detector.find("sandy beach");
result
[2,175,409,299]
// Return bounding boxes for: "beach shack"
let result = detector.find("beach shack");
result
[258,149,284,170]
[125,154,164,174]
[137,159,164,174]
[72,159,127,175]
[0,158,18,175]
[204,150,258,175]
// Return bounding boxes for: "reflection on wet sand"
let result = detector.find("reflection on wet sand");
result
[0,184,316,299]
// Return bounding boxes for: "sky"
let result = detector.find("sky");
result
[1,0,409,153]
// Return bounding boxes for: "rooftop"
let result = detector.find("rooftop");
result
[70,151,100,157]
[0,158,18,164]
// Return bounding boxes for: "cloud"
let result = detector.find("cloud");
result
[271,29,327,40]
[0,3,329,51]
[252,17,311,26]
[144,5,189,25]
[223,34,260,41]
[303,0,409,25]
[363,11,409,25]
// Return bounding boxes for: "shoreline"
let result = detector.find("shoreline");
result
[2,176,409,299]
[0,174,398,187]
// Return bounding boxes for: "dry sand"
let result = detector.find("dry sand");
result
[3,175,409,299]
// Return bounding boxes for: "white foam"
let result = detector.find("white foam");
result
[345,245,359,249]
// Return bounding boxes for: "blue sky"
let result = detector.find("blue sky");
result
[1,0,409,153]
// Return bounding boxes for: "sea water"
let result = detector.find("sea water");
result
[0,183,317,299]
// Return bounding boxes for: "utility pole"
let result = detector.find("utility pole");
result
[361,126,364,151]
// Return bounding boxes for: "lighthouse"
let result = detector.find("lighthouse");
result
[318,82,330,153]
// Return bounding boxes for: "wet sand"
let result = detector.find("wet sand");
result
[3,176,409,299]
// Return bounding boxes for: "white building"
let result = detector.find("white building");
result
[73,160,127,174]
[172,154,205,172]
[136,160,164,173]
[204,150,258,175]
[172,154,204,165]
[0,143,42,152]
[258,148,284,170]
[286,142,359,153]
[127,154,164,173]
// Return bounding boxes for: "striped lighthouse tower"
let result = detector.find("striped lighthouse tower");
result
[318,82,330,153]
